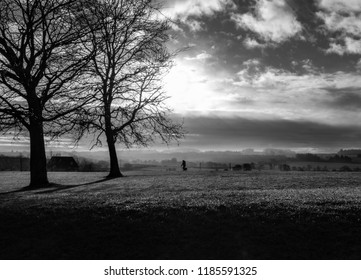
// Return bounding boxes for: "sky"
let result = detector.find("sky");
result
[160,0,361,152]
[2,0,361,154]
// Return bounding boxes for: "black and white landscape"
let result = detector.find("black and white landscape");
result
[1,0,361,260]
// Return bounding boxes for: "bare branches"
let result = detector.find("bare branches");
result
[0,0,184,181]
[0,0,94,137]
[78,0,184,151]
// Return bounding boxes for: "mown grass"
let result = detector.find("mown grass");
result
[1,170,361,259]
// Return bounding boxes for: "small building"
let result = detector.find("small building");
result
[48,156,79,171]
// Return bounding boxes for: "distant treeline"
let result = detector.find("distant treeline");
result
[0,155,109,172]
[289,165,361,172]
[0,155,29,171]
[2,153,361,172]
[229,163,361,172]
[295,153,354,163]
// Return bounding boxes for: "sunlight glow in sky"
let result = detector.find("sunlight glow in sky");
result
[158,0,361,152]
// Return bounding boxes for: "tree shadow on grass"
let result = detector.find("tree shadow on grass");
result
[33,177,117,194]
[0,177,118,195]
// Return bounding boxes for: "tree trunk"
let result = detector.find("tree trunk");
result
[29,119,49,188]
[106,131,123,178]
[103,98,123,178]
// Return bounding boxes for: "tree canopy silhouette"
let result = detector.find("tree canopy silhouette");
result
[76,0,184,178]
[0,0,94,187]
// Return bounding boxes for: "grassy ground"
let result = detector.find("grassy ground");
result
[1,170,361,259]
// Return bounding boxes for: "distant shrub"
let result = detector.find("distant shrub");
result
[315,166,321,171]
[329,155,352,163]
[280,164,291,171]
[233,164,242,171]
[339,166,352,172]
[296,153,322,162]
[243,163,252,171]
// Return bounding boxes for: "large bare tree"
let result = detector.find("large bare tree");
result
[77,0,184,178]
[0,0,93,187]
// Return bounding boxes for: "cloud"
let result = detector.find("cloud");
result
[323,87,361,111]
[231,0,303,44]
[243,58,262,67]
[325,38,361,55]
[300,59,320,74]
[0,136,29,147]
[166,41,361,131]
[0,135,76,150]
[164,0,235,33]
[234,58,263,86]
[169,22,184,33]
[243,37,269,49]
[185,19,204,32]
[232,64,361,125]
[317,12,361,36]
[185,52,212,61]
[325,42,348,55]
[236,64,361,92]
[356,59,361,71]
[317,0,361,12]
[317,1,361,55]
[163,0,235,20]
[182,115,361,150]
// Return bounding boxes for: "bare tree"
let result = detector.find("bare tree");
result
[0,0,93,187]
[78,0,184,178]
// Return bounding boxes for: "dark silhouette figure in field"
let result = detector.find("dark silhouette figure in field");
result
[181,160,187,171]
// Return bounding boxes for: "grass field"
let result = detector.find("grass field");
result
[1,170,361,259]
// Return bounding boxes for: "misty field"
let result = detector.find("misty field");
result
[1,170,361,259]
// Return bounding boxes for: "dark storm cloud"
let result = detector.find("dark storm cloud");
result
[324,87,361,111]
[181,115,361,150]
